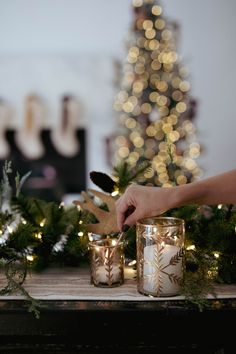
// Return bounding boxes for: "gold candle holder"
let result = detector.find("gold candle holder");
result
[136,217,185,297]
[88,239,124,288]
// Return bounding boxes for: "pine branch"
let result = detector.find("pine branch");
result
[33,198,47,222]
[181,271,216,312]
[226,204,234,220]
[11,195,38,225]
[15,171,32,198]
[8,222,38,251]
[112,160,151,191]
[0,259,41,319]
[129,159,152,183]
[112,161,130,190]
[0,246,21,260]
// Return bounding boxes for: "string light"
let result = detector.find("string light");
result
[111,239,117,246]
[7,226,13,233]
[26,255,34,262]
[88,233,93,242]
[35,232,42,240]
[39,219,46,227]
[111,190,119,197]
[186,245,196,251]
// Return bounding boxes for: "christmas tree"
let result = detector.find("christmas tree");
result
[113,0,201,187]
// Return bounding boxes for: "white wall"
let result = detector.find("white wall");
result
[164,0,236,177]
[0,54,116,188]
[0,0,235,185]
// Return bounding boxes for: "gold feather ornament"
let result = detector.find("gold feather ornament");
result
[73,189,119,235]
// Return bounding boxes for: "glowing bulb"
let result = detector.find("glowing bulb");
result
[79,220,83,224]
[88,233,93,242]
[35,232,42,240]
[7,226,13,233]
[111,239,117,246]
[78,232,84,237]
[214,252,220,258]
[40,219,46,227]
[26,255,34,262]
[132,0,143,7]
[111,190,119,197]
[218,204,222,209]
[151,5,162,16]
[143,20,153,30]
[186,245,196,251]
[176,102,187,113]
[128,260,137,266]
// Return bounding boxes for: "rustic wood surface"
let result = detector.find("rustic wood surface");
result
[0,265,235,301]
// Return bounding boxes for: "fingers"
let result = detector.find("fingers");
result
[115,196,126,232]
[124,209,141,227]
[116,210,125,232]
[115,194,135,231]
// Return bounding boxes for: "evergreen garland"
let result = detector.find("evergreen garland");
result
[0,161,236,317]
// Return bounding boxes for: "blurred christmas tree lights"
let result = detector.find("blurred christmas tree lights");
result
[113,0,202,187]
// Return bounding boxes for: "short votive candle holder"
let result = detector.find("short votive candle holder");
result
[88,238,125,288]
[136,216,185,297]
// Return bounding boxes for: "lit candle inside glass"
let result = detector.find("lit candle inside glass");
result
[96,247,121,284]
[136,217,185,297]
[96,266,121,284]
[143,243,183,296]
[89,238,124,287]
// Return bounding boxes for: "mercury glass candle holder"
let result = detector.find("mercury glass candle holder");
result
[136,217,185,297]
[88,238,125,288]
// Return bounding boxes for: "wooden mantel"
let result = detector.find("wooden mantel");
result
[0,265,236,301]
[0,266,236,353]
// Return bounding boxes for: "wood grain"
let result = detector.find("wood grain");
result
[0,266,235,301]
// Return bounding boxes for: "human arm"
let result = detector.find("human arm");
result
[115,168,236,231]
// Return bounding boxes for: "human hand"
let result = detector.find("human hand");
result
[115,184,173,231]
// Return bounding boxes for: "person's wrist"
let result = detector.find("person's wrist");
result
[171,185,183,209]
